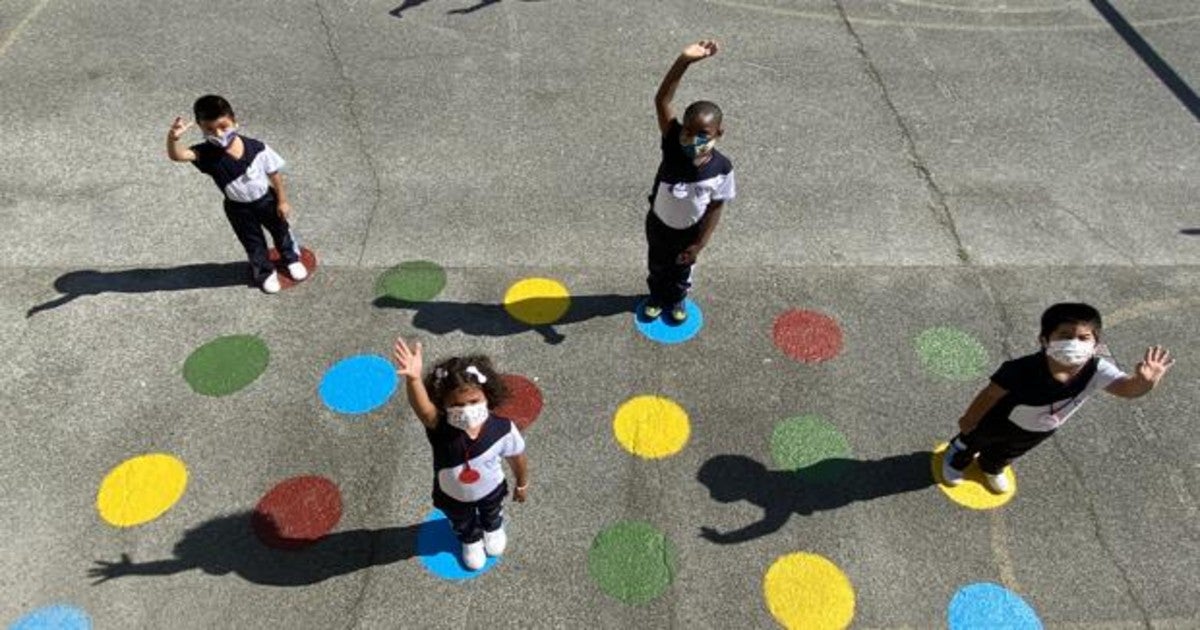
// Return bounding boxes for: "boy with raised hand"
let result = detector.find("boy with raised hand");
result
[644,40,736,323]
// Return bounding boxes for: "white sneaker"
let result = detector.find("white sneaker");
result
[984,471,1010,494]
[287,261,308,281]
[483,527,507,556]
[462,540,486,570]
[941,449,964,486]
[261,272,282,294]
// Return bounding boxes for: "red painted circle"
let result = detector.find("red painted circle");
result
[252,475,342,550]
[494,374,543,431]
[772,309,844,363]
[268,247,319,290]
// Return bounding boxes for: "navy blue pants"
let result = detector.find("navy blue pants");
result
[434,483,506,544]
[950,416,1055,475]
[645,210,700,306]
[223,191,299,285]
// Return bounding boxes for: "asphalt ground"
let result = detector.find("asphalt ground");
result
[1,0,1198,628]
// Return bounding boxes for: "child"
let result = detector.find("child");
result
[393,338,529,570]
[166,95,306,294]
[942,303,1174,493]
[644,40,737,323]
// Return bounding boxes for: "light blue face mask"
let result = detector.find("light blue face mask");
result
[681,133,715,159]
[205,128,237,148]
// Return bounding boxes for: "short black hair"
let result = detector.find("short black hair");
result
[193,94,236,123]
[424,354,510,411]
[1040,302,1103,340]
[684,100,723,127]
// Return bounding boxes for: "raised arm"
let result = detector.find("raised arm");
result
[958,381,1008,434]
[655,40,720,134]
[393,337,439,428]
[166,116,197,162]
[1106,346,1173,398]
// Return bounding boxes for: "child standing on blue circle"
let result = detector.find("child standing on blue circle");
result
[942,303,1174,493]
[393,338,529,571]
[644,40,737,323]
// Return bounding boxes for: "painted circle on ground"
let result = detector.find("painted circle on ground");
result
[915,327,989,380]
[931,443,1017,509]
[770,415,852,482]
[9,605,91,630]
[763,552,855,630]
[612,395,690,459]
[252,476,342,550]
[949,582,1043,630]
[417,508,499,580]
[773,310,844,363]
[268,246,319,290]
[183,334,269,397]
[318,354,398,414]
[634,297,704,344]
[503,277,571,325]
[375,260,447,302]
[588,521,676,605]
[96,454,188,528]
[493,374,543,431]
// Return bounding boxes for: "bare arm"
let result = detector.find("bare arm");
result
[1106,346,1173,398]
[678,203,723,265]
[958,381,1008,434]
[166,116,197,162]
[506,453,529,502]
[268,171,292,220]
[393,338,438,428]
[655,40,720,134]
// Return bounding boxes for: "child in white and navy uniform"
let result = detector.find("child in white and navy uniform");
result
[166,95,306,294]
[393,338,530,571]
[645,40,737,323]
[942,303,1174,493]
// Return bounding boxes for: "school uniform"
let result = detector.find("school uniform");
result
[427,414,525,543]
[950,352,1126,474]
[190,135,300,284]
[646,119,736,306]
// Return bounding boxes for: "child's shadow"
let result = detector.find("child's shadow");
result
[390,0,543,18]
[373,293,640,345]
[696,451,935,544]
[26,263,250,318]
[88,511,423,587]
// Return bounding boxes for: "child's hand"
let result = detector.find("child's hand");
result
[681,40,720,63]
[277,200,293,221]
[1135,345,1174,383]
[393,337,424,380]
[513,485,527,502]
[677,244,701,265]
[168,116,193,141]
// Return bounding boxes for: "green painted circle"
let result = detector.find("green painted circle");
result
[183,335,269,397]
[915,326,989,381]
[770,415,852,482]
[375,261,446,302]
[588,521,676,605]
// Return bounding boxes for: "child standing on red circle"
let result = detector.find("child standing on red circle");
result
[393,338,529,571]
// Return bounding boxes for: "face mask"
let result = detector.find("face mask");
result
[681,133,715,161]
[446,401,489,430]
[1046,339,1095,366]
[205,128,237,148]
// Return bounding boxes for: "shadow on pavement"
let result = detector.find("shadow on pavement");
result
[89,512,422,587]
[390,0,544,18]
[696,451,935,544]
[373,293,640,345]
[1180,228,1200,236]
[26,263,251,318]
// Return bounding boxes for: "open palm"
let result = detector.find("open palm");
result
[393,337,423,379]
[1136,345,1174,382]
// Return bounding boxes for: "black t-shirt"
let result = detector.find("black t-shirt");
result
[985,351,1125,432]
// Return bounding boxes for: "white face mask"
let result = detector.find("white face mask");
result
[1046,339,1095,366]
[205,128,236,147]
[446,401,489,431]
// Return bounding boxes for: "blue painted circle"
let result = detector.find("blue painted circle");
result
[10,605,91,630]
[949,583,1042,630]
[634,298,704,345]
[418,508,500,580]
[318,354,398,415]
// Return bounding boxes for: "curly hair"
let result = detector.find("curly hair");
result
[424,354,510,411]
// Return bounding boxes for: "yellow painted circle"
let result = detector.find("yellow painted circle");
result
[503,277,571,325]
[96,453,188,527]
[931,442,1017,509]
[763,552,855,630]
[612,395,690,459]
